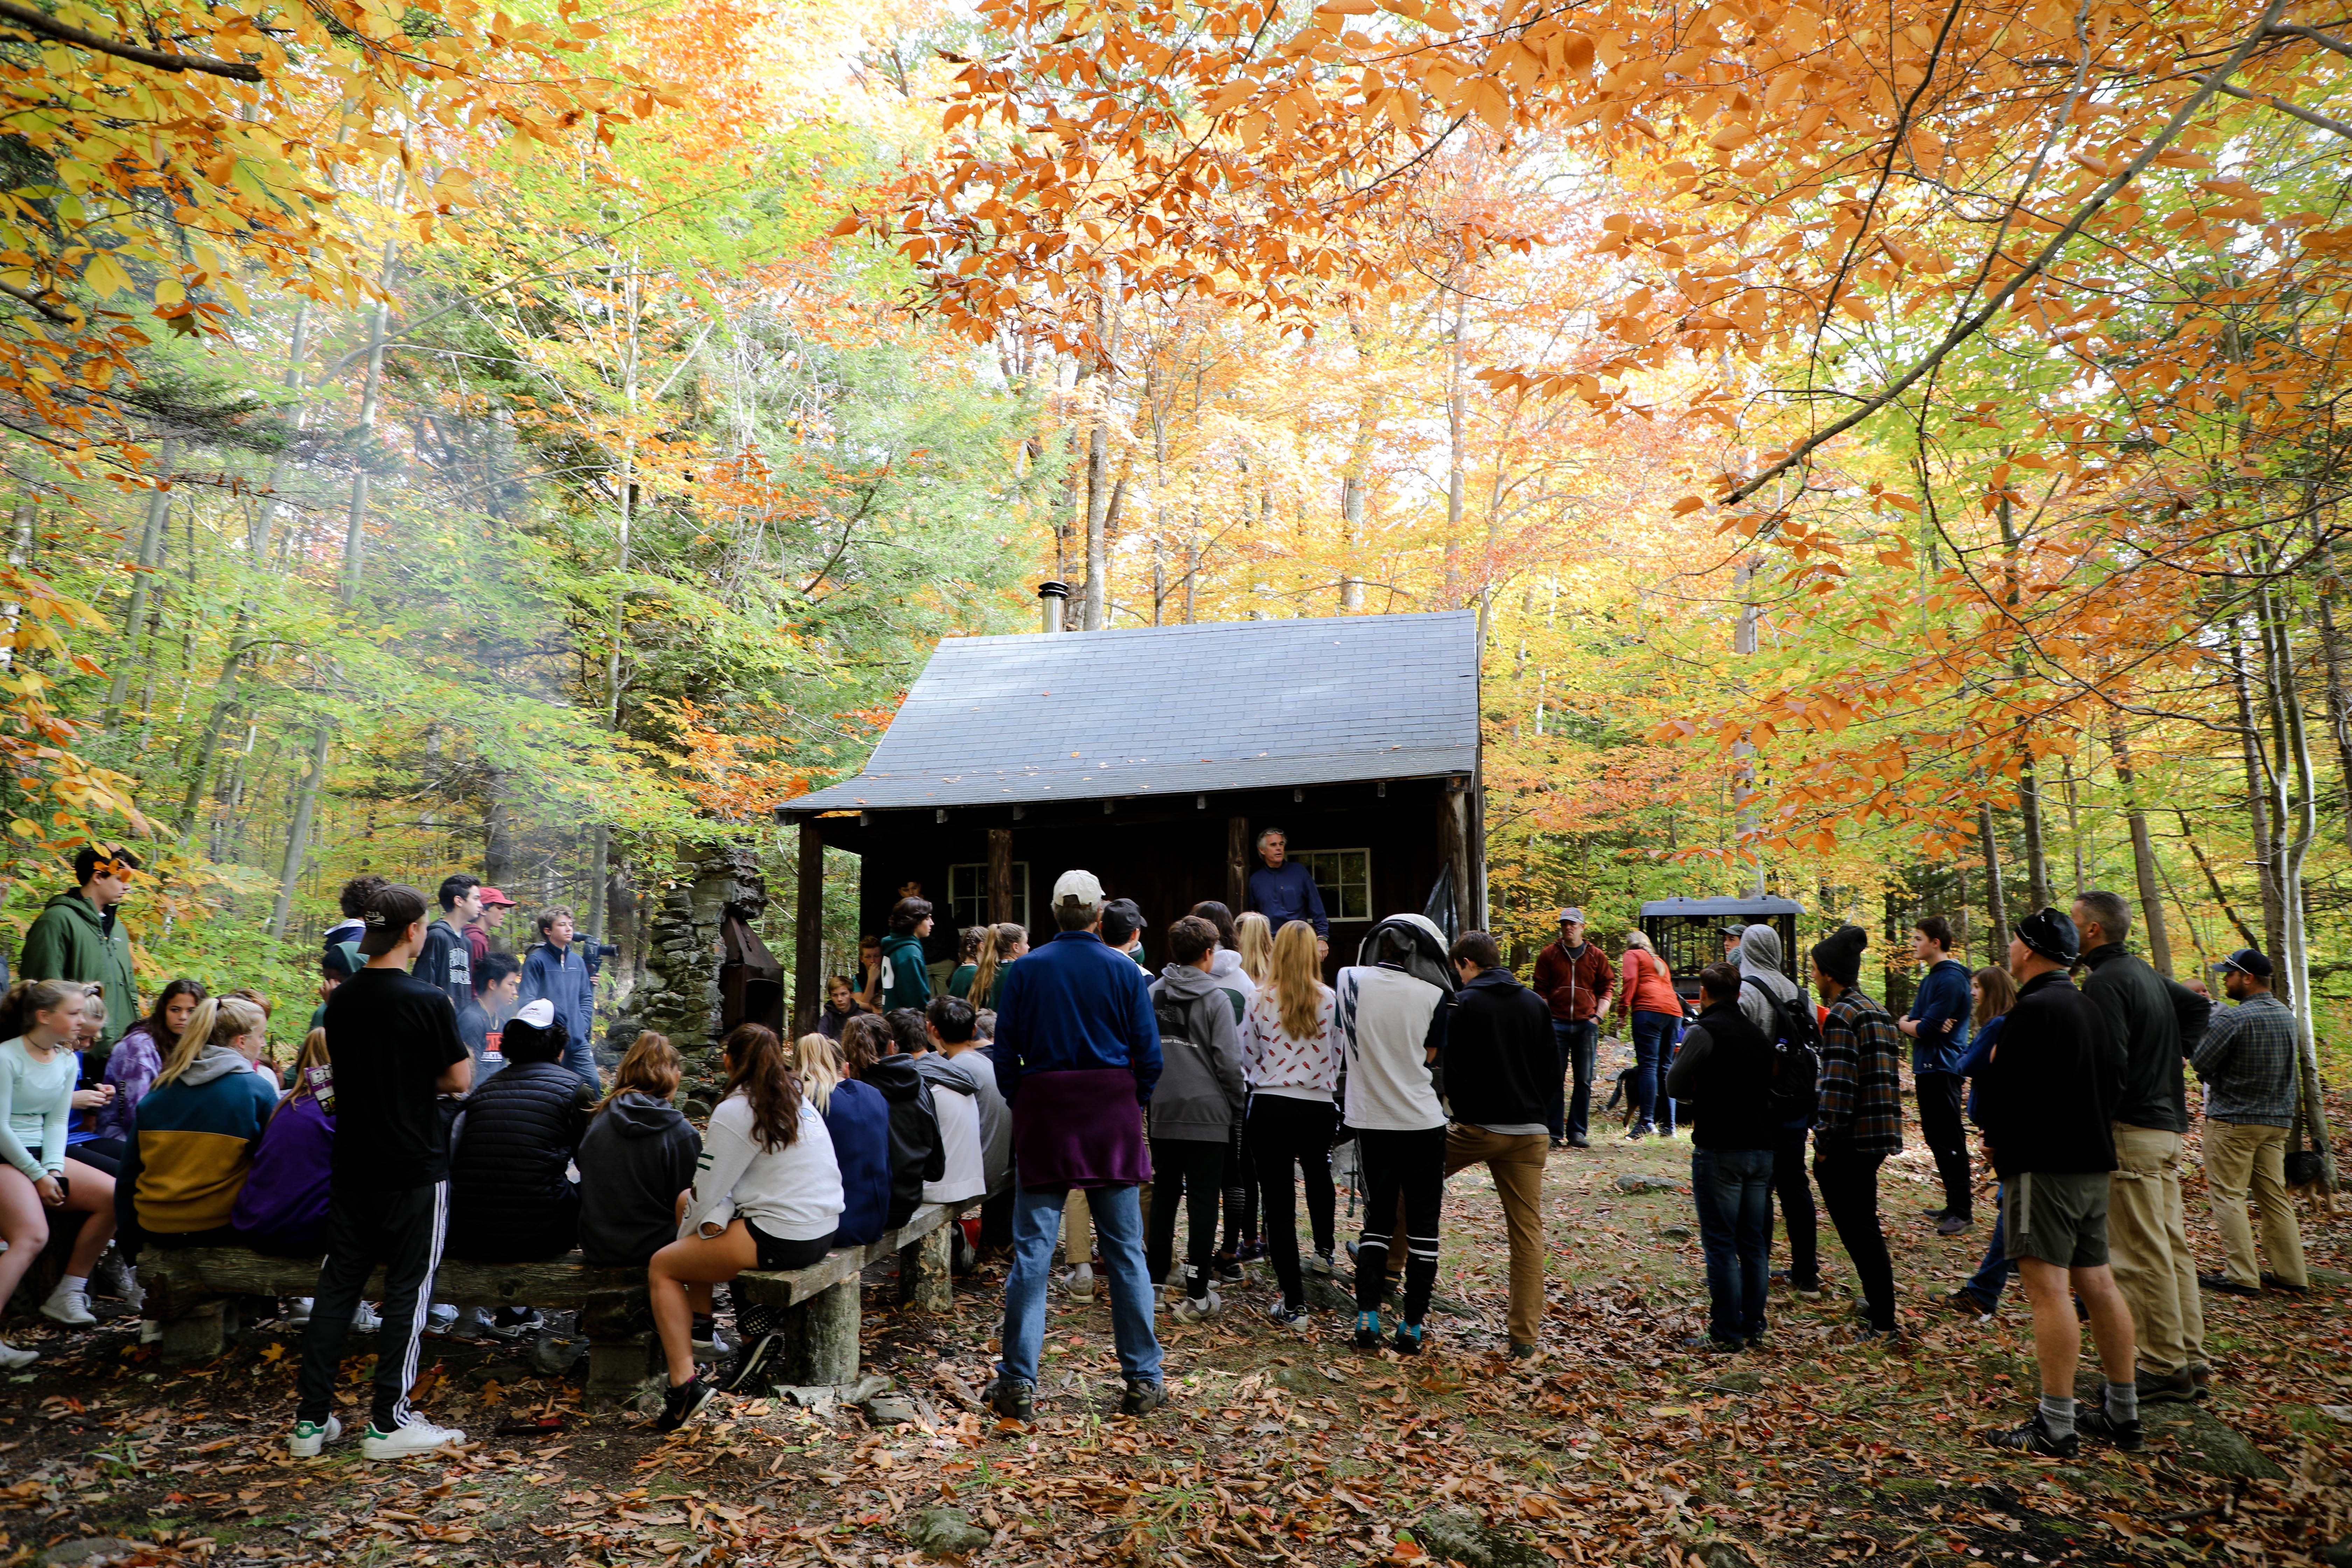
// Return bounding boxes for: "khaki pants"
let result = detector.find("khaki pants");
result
[2203,1120,2307,1290]
[1063,1188,1091,1265]
[2108,1121,2207,1377]
[1444,1126,1549,1349]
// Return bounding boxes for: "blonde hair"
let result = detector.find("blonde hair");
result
[1622,930,1665,978]
[156,996,268,1086]
[1234,911,1275,986]
[0,979,89,1041]
[1267,920,1328,1042]
[787,1031,844,1114]
[79,987,107,1021]
[968,921,1025,1005]
[598,1031,681,1114]
[291,1027,331,1080]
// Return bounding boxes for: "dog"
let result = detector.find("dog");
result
[1600,1065,1644,1129]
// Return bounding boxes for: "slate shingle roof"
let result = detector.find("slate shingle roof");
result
[786,610,1479,812]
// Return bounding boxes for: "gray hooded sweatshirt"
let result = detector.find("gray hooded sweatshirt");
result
[1736,924,1805,1038]
[1146,962,1249,1141]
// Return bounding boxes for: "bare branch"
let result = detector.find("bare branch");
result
[0,279,74,323]
[0,0,263,80]
[2266,20,2352,58]
[2197,74,2352,140]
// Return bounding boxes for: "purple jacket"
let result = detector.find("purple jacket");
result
[1008,1066,1149,1191]
[99,1022,167,1141]
[231,1094,334,1256]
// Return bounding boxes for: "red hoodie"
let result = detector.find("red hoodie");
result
[1531,938,1615,1023]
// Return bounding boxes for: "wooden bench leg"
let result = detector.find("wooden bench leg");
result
[160,1300,226,1366]
[779,1278,860,1387]
[900,1225,953,1314]
[584,1336,654,1410]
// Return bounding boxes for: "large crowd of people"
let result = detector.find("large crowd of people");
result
[0,839,2319,1466]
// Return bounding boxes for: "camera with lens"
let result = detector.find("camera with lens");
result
[579,940,620,976]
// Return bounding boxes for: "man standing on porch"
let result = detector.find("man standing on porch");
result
[989,869,1166,1421]
[1246,828,1330,959]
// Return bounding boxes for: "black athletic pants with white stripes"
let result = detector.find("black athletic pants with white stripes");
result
[1353,1126,1447,1325]
[296,1181,447,1432]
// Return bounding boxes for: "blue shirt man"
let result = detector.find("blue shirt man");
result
[1244,828,1329,940]
[1900,915,1976,1232]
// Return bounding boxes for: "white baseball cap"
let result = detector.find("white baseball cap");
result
[514,998,557,1030]
[1051,869,1105,916]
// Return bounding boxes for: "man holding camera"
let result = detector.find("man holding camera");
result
[518,906,600,1087]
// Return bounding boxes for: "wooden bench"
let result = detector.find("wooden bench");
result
[135,1198,978,1408]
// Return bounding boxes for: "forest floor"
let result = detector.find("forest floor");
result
[4,1038,2351,1568]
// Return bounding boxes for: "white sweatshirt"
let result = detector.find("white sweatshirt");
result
[681,1093,844,1244]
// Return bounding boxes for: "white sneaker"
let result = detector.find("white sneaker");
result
[352,1302,382,1334]
[1171,1291,1224,1324]
[40,1287,94,1326]
[361,1420,464,1461]
[138,1321,161,1345]
[289,1297,313,1327]
[287,1415,342,1458]
[0,1340,36,1370]
[424,1304,459,1335]
[1056,1265,1096,1300]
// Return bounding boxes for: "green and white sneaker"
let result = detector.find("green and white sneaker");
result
[287,1415,341,1458]
[360,1420,464,1461]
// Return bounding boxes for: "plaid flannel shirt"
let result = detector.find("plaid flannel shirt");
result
[2190,990,2300,1127]
[1816,987,1905,1155]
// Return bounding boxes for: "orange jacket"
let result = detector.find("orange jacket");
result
[1618,950,1681,1018]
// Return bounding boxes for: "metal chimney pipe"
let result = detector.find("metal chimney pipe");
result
[1036,580,1071,634]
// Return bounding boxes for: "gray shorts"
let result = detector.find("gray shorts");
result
[2003,1170,2109,1268]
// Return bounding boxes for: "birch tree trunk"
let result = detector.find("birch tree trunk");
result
[2106,721,2174,976]
[2228,621,2287,961]
[103,438,180,726]
[1977,802,2008,966]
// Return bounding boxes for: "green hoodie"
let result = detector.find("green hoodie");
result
[20,887,138,1044]
[878,930,933,1012]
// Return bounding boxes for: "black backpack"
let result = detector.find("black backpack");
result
[1743,975,1822,1126]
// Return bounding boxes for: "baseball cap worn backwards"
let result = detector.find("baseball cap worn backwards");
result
[1052,869,1104,917]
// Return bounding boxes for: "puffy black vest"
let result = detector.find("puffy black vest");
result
[448,1060,588,1261]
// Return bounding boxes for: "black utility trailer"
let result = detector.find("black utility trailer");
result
[1637,895,1806,1007]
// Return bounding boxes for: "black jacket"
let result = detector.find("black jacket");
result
[864,1053,945,1228]
[418,917,474,1016]
[447,1059,594,1261]
[1442,967,1549,1130]
[576,1091,701,1267]
[1980,968,2124,1178]
[2080,944,2211,1134]
[1664,999,1776,1152]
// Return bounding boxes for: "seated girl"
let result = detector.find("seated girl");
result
[66,986,121,1174]
[646,1024,843,1433]
[115,996,279,1260]
[446,1000,595,1263]
[233,1029,337,1256]
[0,979,124,1355]
[843,1013,942,1232]
[789,1031,889,1246]
[578,1032,701,1268]
[98,979,204,1147]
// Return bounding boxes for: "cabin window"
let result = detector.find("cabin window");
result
[949,861,1030,931]
[1293,848,1372,922]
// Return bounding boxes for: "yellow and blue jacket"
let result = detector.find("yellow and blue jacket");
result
[131,1047,280,1233]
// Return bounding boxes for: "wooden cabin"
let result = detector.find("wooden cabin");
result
[776,607,1485,1026]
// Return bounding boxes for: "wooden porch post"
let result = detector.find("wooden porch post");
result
[794,817,824,1035]
[1441,779,1473,934]
[1226,816,1249,912]
[988,827,1014,924]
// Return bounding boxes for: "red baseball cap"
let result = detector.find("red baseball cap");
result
[478,886,518,908]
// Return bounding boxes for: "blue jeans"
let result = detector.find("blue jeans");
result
[1630,1010,1679,1130]
[1962,1180,2015,1309]
[996,1179,1162,1389]
[560,1033,597,1089]
[1692,1147,1773,1343]
[1552,1020,1596,1141]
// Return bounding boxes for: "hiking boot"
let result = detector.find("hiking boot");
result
[2140,1366,2198,1404]
[1935,1213,1972,1237]
[1941,1289,1994,1319]
[362,1420,466,1459]
[2190,1364,2212,1399]
[2198,1272,2260,1298]
[1353,1311,1381,1352]
[1566,1136,1590,1149]
[1507,1342,1538,1360]
[1772,1270,1825,1298]
[1988,1410,2077,1458]
[2076,1407,2144,1452]
[1210,1253,1244,1284]
[1920,1205,1951,1219]
[1118,1379,1166,1417]
[1391,1322,1424,1355]
[990,1378,1035,1422]
[287,1415,341,1458]
[2261,1273,2310,1296]
[650,1378,713,1435]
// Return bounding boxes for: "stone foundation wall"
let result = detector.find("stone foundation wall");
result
[603,841,766,1105]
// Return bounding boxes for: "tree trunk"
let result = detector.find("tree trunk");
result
[2228,622,2287,960]
[267,725,334,939]
[2173,809,2262,950]
[103,438,179,726]
[2316,576,2352,855]
[2107,722,2173,976]
[2255,574,2332,1189]
[1977,801,2008,967]
[340,223,401,608]
[1082,296,1113,632]
[2060,752,2086,897]
[1442,291,1465,604]
[2016,758,2052,910]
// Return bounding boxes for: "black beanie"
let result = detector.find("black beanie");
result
[1811,923,1869,989]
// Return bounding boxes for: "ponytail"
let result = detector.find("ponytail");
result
[968,921,1025,1005]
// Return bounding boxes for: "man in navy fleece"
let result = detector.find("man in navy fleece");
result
[1900,915,1976,1235]
[990,869,1164,1422]
[1244,828,1329,958]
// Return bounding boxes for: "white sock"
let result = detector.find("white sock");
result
[58,1275,86,1294]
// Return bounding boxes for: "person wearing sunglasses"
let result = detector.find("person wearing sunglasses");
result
[20,847,140,1049]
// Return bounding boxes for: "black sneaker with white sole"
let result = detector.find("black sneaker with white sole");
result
[1987,1410,2077,1458]
[716,1332,783,1393]
[653,1376,714,1434]
[1118,1380,1166,1417]
[990,1378,1036,1422]
[2075,1407,2144,1451]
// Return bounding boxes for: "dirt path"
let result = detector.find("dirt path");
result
[4,1071,2348,1567]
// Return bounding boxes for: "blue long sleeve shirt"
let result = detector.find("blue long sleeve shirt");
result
[1905,957,1974,1076]
[1246,861,1329,938]
[1958,1013,2004,1125]
[992,931,1162,1104]
[518,941,597,1087]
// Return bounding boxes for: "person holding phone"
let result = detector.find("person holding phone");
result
[0,978,125,1360]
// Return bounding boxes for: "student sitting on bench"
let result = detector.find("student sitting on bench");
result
[116,996,279,1255]
[446,1000,595,1262]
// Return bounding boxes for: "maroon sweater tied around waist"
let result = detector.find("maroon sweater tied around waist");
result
[1009,1066,1150,1191]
